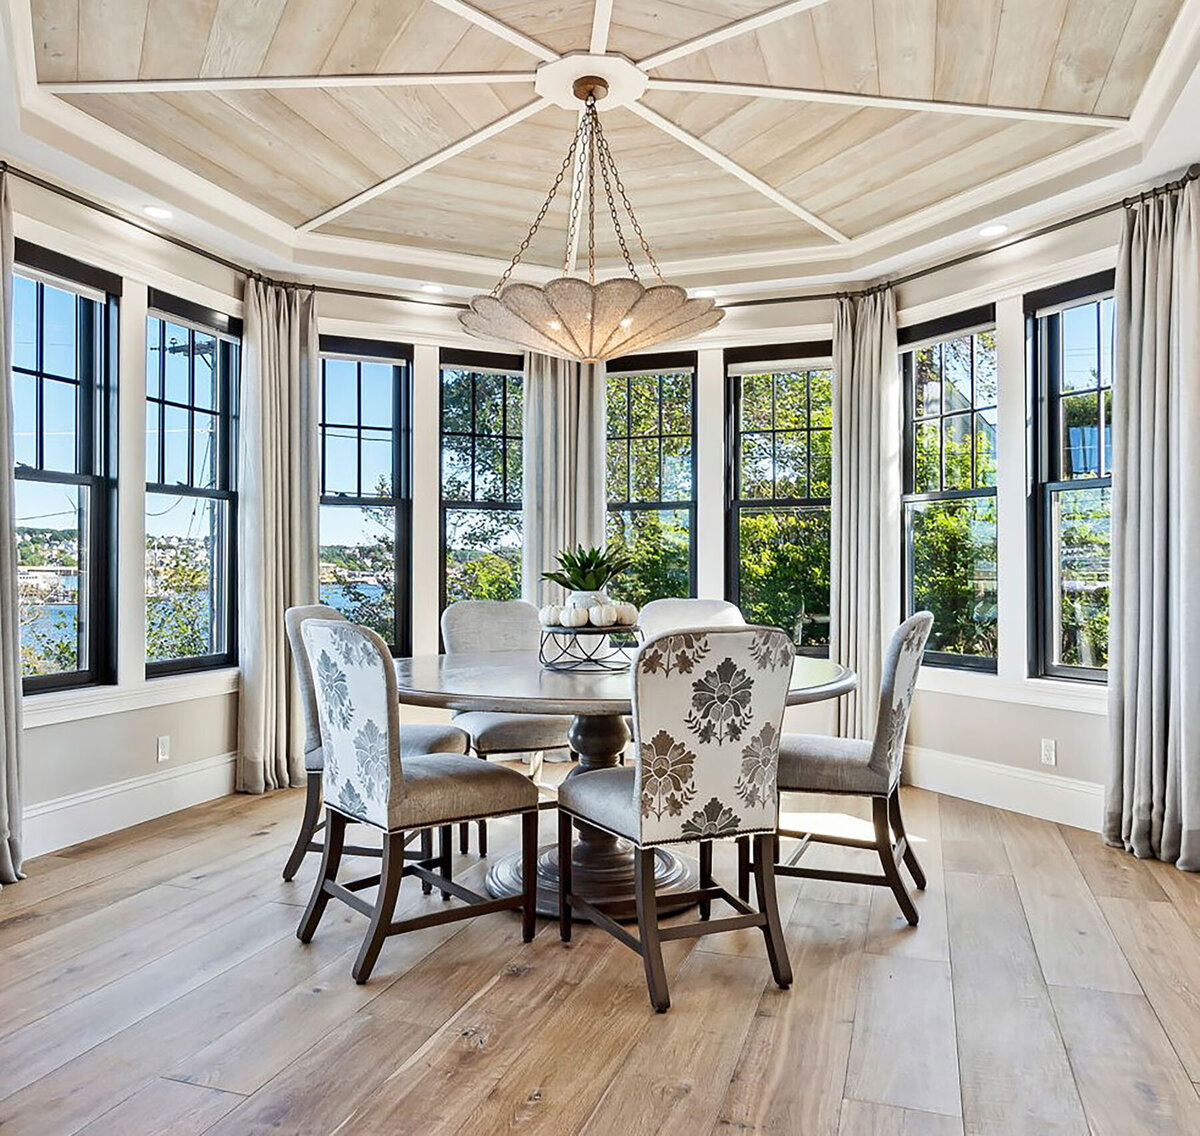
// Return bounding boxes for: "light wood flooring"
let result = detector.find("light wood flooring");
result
[4,779,1200,1135]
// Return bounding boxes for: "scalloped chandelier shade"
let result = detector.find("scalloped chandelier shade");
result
[460,77,724,365]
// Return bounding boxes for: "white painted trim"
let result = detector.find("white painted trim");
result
[116,281,148,686]
[904,744,1103,831]
[636,0,837,71]
[426,0,560,62]
[22,668,240,730]
[916,667,1107,715]
[410,344,442,657]
[694,348,725,601]
[994,294,1028,683]
[625,101,849,243]
[21,752,237,858]
[645,79,1126,129]
[298,100,548,233]
[589,0,614,54]
[40,72,538,95]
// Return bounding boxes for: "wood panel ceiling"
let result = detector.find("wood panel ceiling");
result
[23,0,1190,274]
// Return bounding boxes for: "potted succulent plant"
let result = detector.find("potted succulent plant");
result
[539,545,639,629]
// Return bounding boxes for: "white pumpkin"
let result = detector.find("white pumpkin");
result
[539,604,563,627]
[589,603,617,627]
[560,605,590,628]
[614,602,639,626]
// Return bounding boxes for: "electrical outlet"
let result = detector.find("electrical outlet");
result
[1040,738,1057,767]
[156,735,170,763]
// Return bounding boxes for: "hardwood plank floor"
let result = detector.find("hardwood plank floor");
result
[3,784,1200,1135]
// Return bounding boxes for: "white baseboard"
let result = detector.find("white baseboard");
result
[21,752,237,858]
[904,745,1104,832]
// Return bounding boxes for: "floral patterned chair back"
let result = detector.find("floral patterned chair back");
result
[865,611,934,793]
[301,619,401,831]
[284,604,347,769]
[631,625,795,847]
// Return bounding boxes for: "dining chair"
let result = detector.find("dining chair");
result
[637,598,745,639]
[298,618,540,983]
[557,624,796,1012]
[282,604,471,884]
[441,599,572,856]
[737,612,934,925]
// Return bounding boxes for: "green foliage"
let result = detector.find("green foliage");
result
[541,544,633,593]
[444,507,522,604]
[737,507,831,646]
[146,536,216,662]
[606,510,690,608]
[1053,487,1110,668]
[319,499,397,643]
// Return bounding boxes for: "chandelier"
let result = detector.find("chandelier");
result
[460,76,724,364]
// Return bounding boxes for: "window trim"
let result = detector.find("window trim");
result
[723,344,835,657]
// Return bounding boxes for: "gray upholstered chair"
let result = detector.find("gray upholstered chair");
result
[738,611,934,925]
[637,598,745,639]
[297,619,539,983]
[557,625,796,1012]
[441,600,572,855]
[282,604,471,882]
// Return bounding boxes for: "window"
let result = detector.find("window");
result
[726,349,833,652]
[901,309,998,669]
[440,350,523,607]
[606,354,696,606]
[12,244,117,691]
[1030,275,1114,680]
[145,294,240,673]
[318,338,412,655]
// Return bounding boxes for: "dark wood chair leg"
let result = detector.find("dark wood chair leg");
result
[558,809,573,942]
[635,847,670,1013]
[889,790,926,890]
[752,833,792,989]
[420,828,434,895]
[297,808,344,943]
[874,796,919,926]
[521,812,537,942]
[737,835,752,903]
[478,818,488,857]
[352,829,406,984]
[438,825,453,900]
[699,841,713,921]
[282,771,322,881]
[459,822,470,855]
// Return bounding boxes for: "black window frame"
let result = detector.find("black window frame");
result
[437,347,524,614]
[13,240,119,694]
[724,341,835,657]
[144,290,242,677]
[317,336,414,658]
[605,349,698,603]
[1026,271,1115,683]
[900,305,999,673]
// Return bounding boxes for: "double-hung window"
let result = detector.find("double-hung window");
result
[318,338,413,656]
[725,345,833,652]
[1028,273,1115,680]
[439,349,524,608]
[145,292,240,674]
[605,352,696,606]
[900,309,998,669]
[12,243,118,691]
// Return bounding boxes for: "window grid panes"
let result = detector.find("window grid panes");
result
[1036,295,1113,679]
[440,366,523,607]
[13,271,110,690]
[319,354,412,655]
[145,313,239,671]
[606,367,696,606]
[728,366,833,652]
[902,329,999,668]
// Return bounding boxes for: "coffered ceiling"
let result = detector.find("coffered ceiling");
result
[8,0,1199,289]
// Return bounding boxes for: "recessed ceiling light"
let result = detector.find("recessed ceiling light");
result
[419,283,444,294]
[142,205,173,220]
[979,222,1009,239]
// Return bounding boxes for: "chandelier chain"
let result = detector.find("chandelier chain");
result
[594,112,640,281]
[562,113,587,274]
[593,117,666,284]
[586,96,597,285]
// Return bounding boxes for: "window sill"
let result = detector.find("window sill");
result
[916,668,1107,715]
[23,668,240,730]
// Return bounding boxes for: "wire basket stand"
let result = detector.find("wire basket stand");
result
[539,625,644,672]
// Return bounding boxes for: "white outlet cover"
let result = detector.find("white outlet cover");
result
[156,735,170,762]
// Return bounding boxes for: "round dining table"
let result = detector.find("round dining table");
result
[394,649,856,917]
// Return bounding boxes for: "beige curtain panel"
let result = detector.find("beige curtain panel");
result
[237,279,320,794]
[1106,178,1200,870]
[831,288,902,741]
[521,352,607,608]
[0,172,24,886]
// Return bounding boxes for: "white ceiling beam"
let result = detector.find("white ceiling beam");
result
[627,101,848,243]
[41,72,538,95]
[427,0,560,63]
[589,0,614,54]
[646,78,1128,129]
[637,0,837,71]
[298,99,547,233]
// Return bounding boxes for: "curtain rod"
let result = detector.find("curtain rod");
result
[3,157,1198,312]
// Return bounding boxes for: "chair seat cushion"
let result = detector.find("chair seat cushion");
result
[386,752,540,831]
[556,766,639,842]
[399,722,471,758]
[778,733,888,795]
[452,711,572,755]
